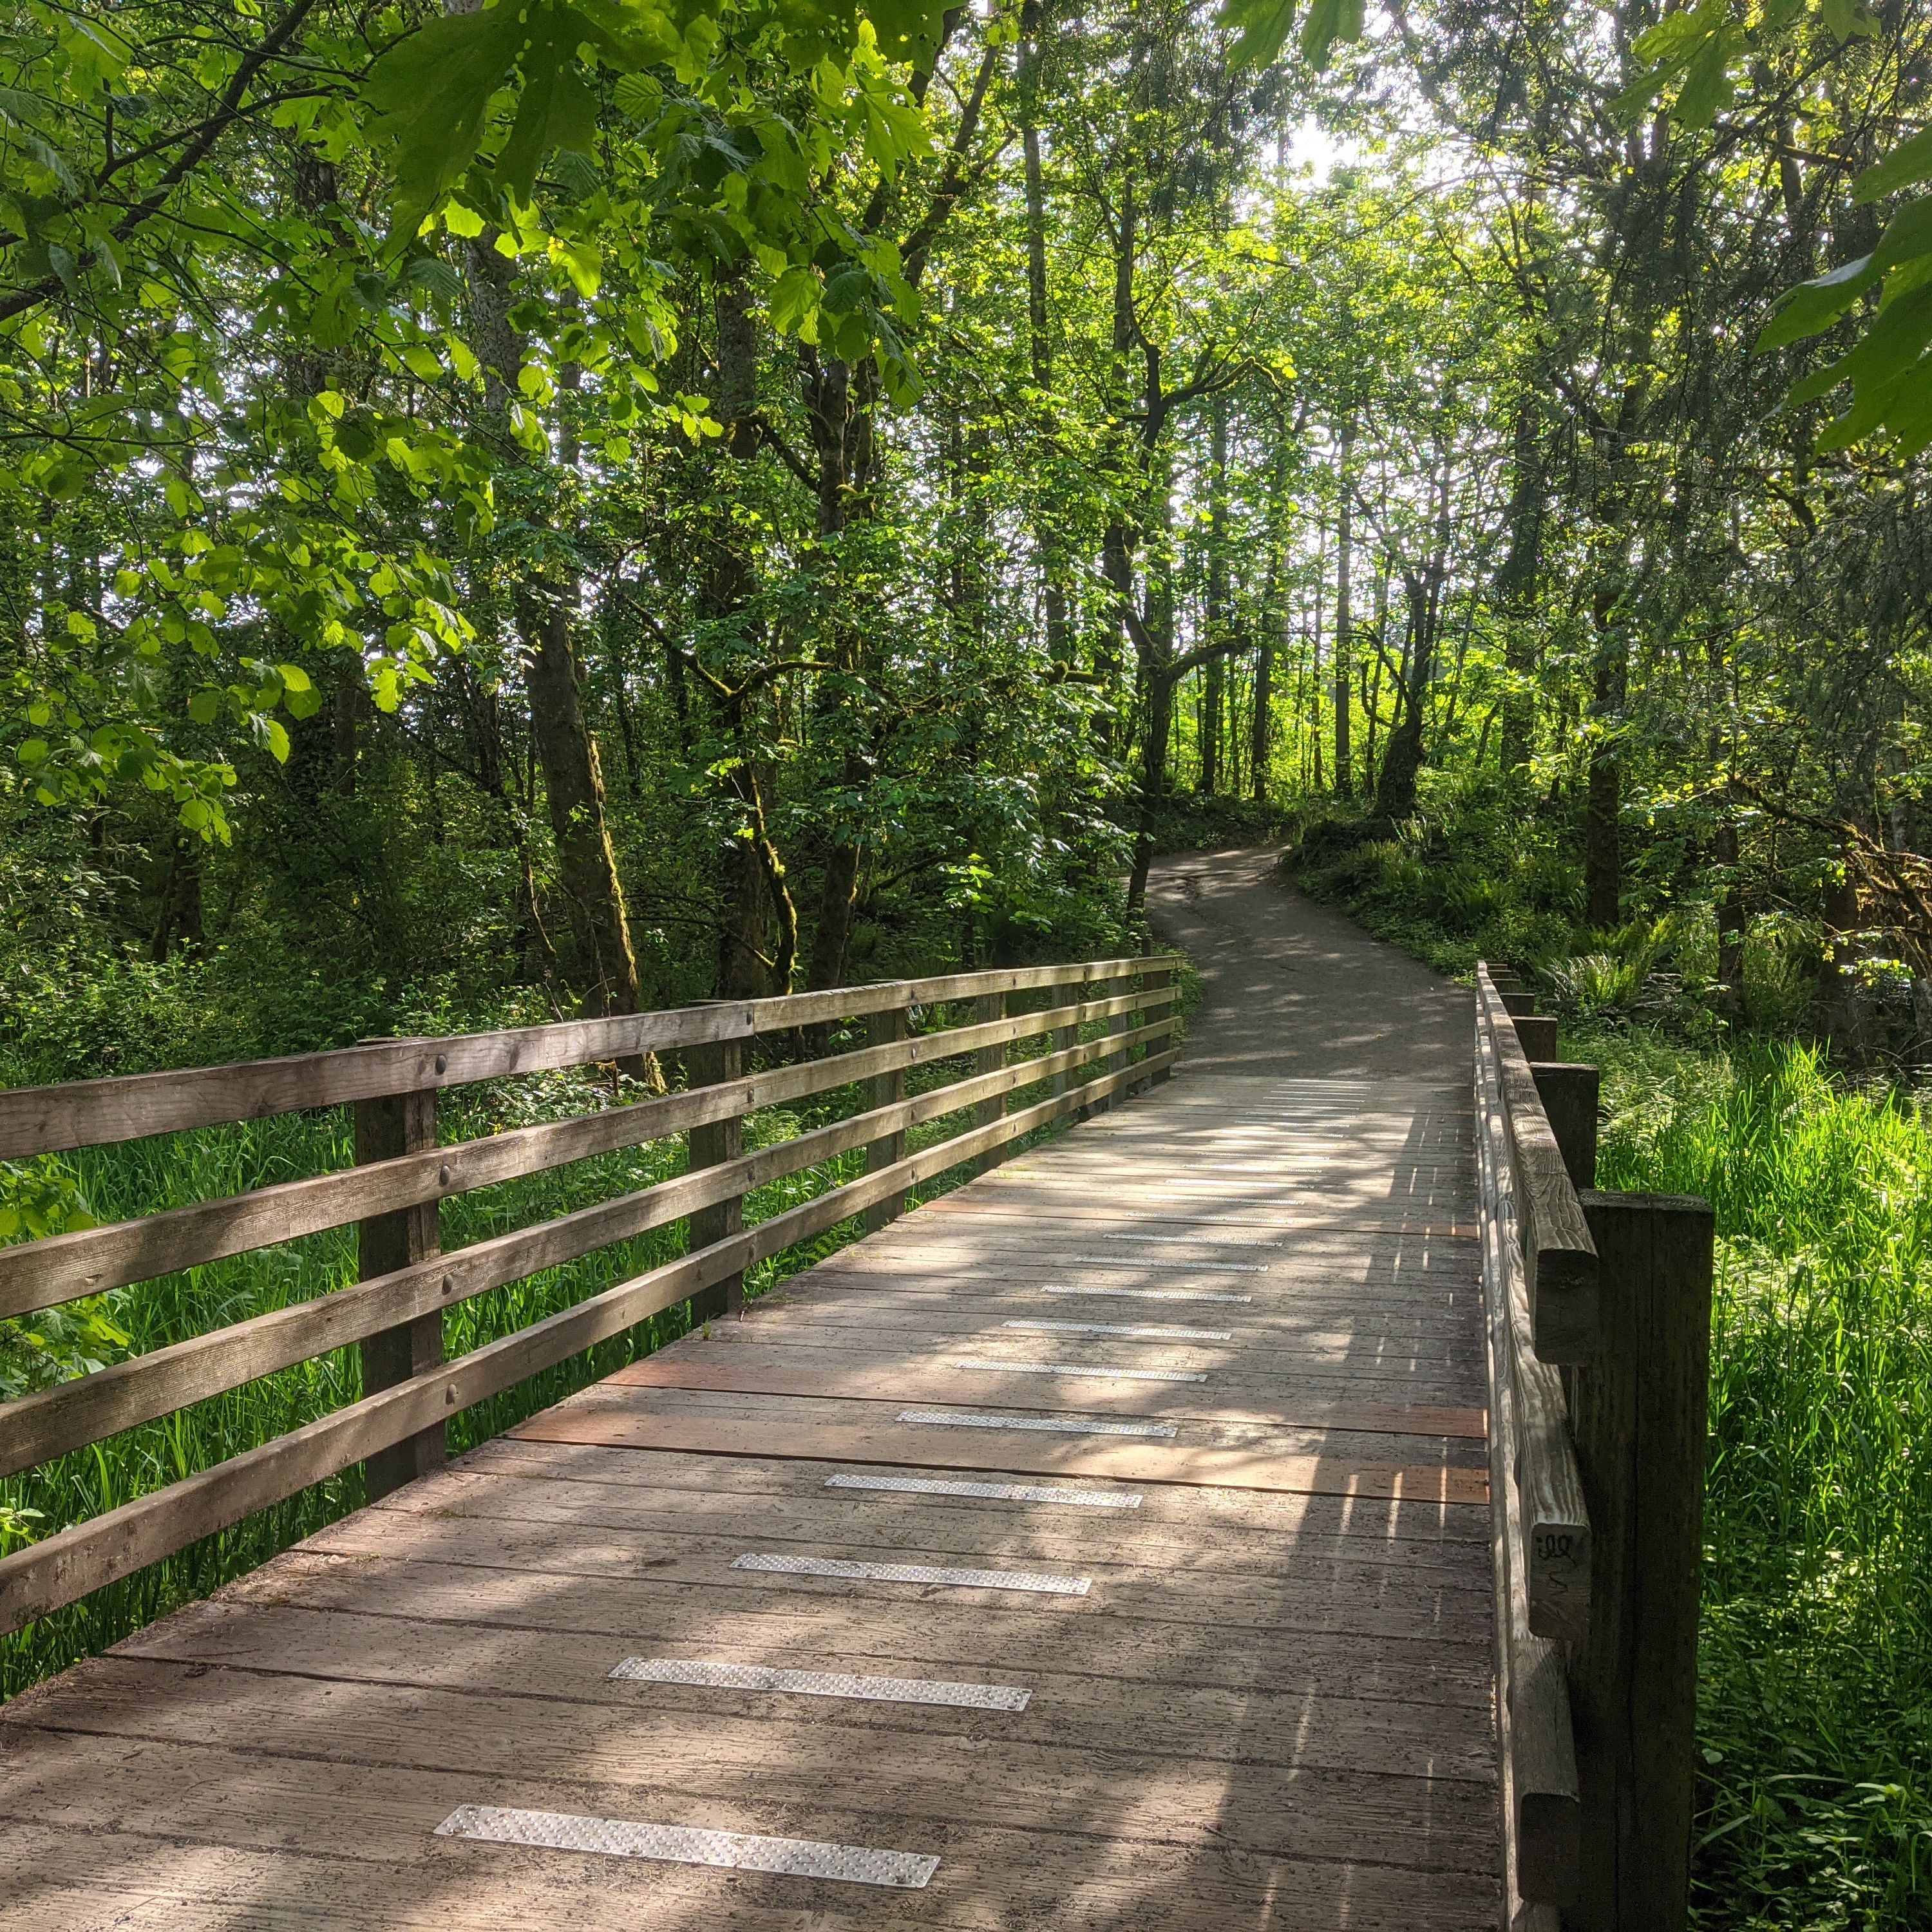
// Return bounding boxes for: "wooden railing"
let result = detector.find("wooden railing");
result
[0,954,1180,1638]
[1475,963,1715,1932]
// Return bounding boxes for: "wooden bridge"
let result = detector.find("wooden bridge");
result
[0,854,1712,1929]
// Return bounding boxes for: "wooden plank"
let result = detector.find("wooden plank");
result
[609,1355,1490,1438]
[80,1608,1495,1779]
[900,952,1180,1007]
[0,1808,1501,1932]
[298,1502,1495,1633]
[355,1457,1492,1580]
[0,1022,1175,1481]
[0,1000,760,1161]
[355,1088,444,1502]
[1478,965,1597,1363]
[0,1047,1175,1631]
[123,1578,1496,1705]
[512,1401,1488,1505]
[0,981,1172,1316]
[0,957,1178,1161]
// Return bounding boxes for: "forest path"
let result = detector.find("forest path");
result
[0,853,1497,1929]
[1146,844,1470,1079]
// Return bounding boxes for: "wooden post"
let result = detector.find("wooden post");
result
[1051,1001,1077,1099]
[1145,963,1175,1086]
[1097,972,1130,1115]
[1567,1191,1715,1932]
[355,1086,444,1501]
[687,1025,745,1320]
[864,989,911,1233]
[972,989,1005,1173]
[1532,1063,1600,1191]
[1514,1013,1559,1062]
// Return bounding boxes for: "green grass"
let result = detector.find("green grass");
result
[1584,1028,1932,1929]
[0,1005,1154,1700]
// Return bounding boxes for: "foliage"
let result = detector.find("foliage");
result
[1591,1030,1932,1927]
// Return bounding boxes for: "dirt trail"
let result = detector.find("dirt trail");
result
[1145,846,1471,1084]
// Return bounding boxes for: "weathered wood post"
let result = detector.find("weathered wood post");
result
[1567,1190,1716,1932]
[1050,988,1076,1100]
[1097,970,1131,1114]
[355,1083,444,1500]
[1144,961,1175,1086]
[864,986,911,1233]
[687,1016,746,1319]
[1532,1064,1601,1191]
[1514,1012,1559,1062]
[972,987,1006,1173]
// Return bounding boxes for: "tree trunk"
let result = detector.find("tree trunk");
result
[1584,580,1627,930]
[1201,399,1229,796]
[1332,420,1354,797]
[1019,27,1069,665]
[522,594,643,1019]
[1496,395,1544,782]
[1251,638,1273,802]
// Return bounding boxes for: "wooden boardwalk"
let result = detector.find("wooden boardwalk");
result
[0,1058,1499,1928]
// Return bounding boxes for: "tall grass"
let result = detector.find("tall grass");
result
[0,1011,1128,1700]
[1589,1031,1932,1929]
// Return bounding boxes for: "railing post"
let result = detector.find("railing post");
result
[1514,1013,1559,1062]
[1531,1063,1600,1191]
[864,987,912,1232]
[972,987,1006,1173]
[1141,961,1174,1088]
[355,1085,444,1501]
[1051,993,1076,1099]
[1567,1189,1715,1932]
[687,1015,745,1320]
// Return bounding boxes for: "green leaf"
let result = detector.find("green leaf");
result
[1218,0,1298,67]
[864,0,951,63]
[497,17,600,202]
[1757,253,1880,351]
[363,3,531,240]
[1298,0,1365,71]
[405,256,465,306]
[1871,194,1932,276]
[1673,26,1741,131]
[1855,128,1932,205]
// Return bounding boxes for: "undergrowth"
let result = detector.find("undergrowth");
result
[1584,1031,1932,1929]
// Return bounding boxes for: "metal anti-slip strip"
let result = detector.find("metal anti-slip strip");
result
[949,1357,1208,1384]
[610,1656,1031,1710]
[1105,1231,1282,1248]
[898,1408,1179,1438]
[733,1552,1090,1595]
[1004,1318,1233,1341]
[825,1472,1142,1508]
[1068,1255,1269,1273]
[434,1804,938,1888]
[1046,1283,1253,1304]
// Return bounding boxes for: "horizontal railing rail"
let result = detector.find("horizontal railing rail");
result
[0,956,1180,1638]
[1475,960,1714,1932]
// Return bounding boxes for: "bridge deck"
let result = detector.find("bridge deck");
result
[0,858,1499,1928]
